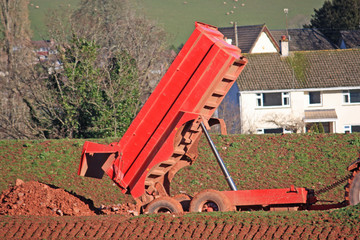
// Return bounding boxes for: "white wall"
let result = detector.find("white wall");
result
[251,32,278,53]
[240,91,303,133]
[240,89,360,133]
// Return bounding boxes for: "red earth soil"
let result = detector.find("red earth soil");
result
[0,214,359,239]
[0,179,136,217]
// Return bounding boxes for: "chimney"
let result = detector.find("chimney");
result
[234,22,238,47]
[280,35,289,57]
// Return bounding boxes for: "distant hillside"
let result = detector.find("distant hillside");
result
[28,0,80,40]
[29,0,325,47]
[133,0,326,47]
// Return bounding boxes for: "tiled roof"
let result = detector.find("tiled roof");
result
[340,30,360,48]
[270,29,337,51]
[237,49,360,91]
[219,24,276,53]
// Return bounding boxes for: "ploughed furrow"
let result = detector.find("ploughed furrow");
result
[181,222,196,239]
[2,221,20,238]
[208,222,226,239]
[164,221,181,238]
[328,226,342,239]
[47,221,67,239]
[41,221,60,239]
[243,224,261,239]
[199,221,216,239]
[253,225,270,239]
[291,226,306,239]
[22,222,41,239]
[12,220,31,238]
[236,224,251,239]
[281,225,297,238]
[1,215,360,239]
[98,221,119,239]
[299,225,316,239]
[262,225,278,239]
[66,221,85,238]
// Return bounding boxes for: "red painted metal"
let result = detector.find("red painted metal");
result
[78,22,247,199]
[222,187,308,207]
[347,154,360,171]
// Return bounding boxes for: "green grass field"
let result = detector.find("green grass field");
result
[1,133,359,207]
[28,0,81,40]
[134,0,325,47]
[28,0,325,47]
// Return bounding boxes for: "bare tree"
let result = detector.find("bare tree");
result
[48,0,172,103]
[0,0,44,139]
[241,113,259,134]
[264,113,305,133]
[0,0,32,69]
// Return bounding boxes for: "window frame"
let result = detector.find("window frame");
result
[256,92,290,108]
[256,128,293,134]
[308,91,322,106]
[344,125,360,133]
[343,90,360,104]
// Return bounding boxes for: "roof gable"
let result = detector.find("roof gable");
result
[218,24,279,53]
[251,32,278,53]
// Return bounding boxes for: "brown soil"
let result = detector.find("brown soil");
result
[0,214,359,239]
[0,179,136,217]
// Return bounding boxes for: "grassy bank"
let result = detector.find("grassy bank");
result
[1,133,359,206]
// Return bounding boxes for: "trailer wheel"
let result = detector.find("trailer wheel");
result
[349,171,360,205]
[145,196,183,214]
[173,194,192,212]
[189,189,233,212]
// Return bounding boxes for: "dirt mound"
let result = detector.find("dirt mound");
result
[0,179,138,217]
[0,179,97,216]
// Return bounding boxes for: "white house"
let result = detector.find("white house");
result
[237,48,360,134]
[217,24,360,134]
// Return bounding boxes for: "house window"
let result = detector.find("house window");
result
[257,128,292,134]
[344,125,360,133]
[343,90,360,103]
[309,91,321,105]
[256,92,290,107]
[353,126,360,132]
[306,122,332,133]
[264,128,284,134]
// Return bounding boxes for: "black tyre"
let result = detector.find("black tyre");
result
[349,171,360,205]
[145,196,183,214]
[189,189,233,212]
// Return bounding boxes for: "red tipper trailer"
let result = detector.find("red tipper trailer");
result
[78,22,360,214]
[78,22,246,205]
